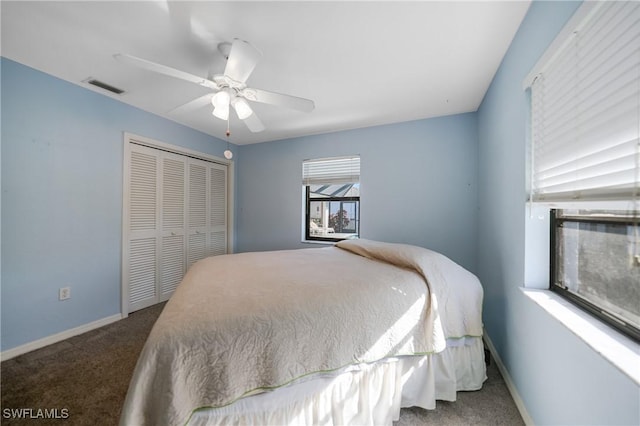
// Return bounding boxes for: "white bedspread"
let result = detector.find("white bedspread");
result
[120,240,483,426]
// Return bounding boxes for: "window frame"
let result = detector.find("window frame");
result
[524,1,640,343]
[549,209,640,343]
[304,186,360,243]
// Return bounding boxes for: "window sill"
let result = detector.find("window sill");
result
[521,288,640,386]
[301,239,335,246]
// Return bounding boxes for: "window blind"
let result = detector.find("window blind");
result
[529,1,639,203]
[302,156,360,185]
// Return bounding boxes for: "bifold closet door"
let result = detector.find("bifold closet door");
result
[159,152,187,301]
[127,144,161,312]
[187,159,228,268]
[125,142,228,313]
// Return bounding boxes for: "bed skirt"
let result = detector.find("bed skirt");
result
[187,337,486,426]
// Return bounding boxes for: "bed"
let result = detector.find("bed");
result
[120,239,486,426]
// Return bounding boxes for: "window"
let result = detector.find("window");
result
[303,156,360,242]
[550,209,640,342]
[525,1,639,340]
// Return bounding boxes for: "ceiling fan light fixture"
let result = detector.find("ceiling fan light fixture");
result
[212,106,229,120]
[211,90,231,108]
[232,97,253,119]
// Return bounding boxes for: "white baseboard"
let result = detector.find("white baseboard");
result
[1,313,123,361]
[483,332,534,426]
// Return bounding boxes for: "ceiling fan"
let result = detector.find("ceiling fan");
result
[114,39,315,134]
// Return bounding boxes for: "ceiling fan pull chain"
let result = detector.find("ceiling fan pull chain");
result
[223,118,234,160]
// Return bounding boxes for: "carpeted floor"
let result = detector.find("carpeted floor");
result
[1,303,524,425]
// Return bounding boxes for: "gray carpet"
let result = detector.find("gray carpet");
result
[1,303,524,425]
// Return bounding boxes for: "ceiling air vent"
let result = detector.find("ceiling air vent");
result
[84,78,125,95]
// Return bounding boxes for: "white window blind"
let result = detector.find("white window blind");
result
[528,1,640,203]
[302,156,360,185]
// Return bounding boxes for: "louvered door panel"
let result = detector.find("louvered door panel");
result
[188,232,207,267]
[162,157,185,230]
[210,164,227,256]
[187,160,209,268]
[127,145,160,312]
[210,231,227,256]
[130,151,157,231]
[189,162,207,229]
[161,235,185,297]
[129,237,157,309]
[210,166,226,227]
[159,154,186,300]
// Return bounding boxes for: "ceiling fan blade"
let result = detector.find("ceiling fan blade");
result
[224,39,262,83]
[114,53,218,90]
[168,93,213,115]
[242,112,266,133]
[243,88,315,113]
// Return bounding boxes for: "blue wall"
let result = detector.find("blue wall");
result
[1,58,233,351]
[477,1,639,425]
[236,113,479,272]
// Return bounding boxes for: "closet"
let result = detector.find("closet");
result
[122,135,230,314]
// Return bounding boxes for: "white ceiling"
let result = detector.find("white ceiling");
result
[1,1,530,145]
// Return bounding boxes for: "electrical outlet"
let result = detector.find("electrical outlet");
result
[59,286,71,301]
